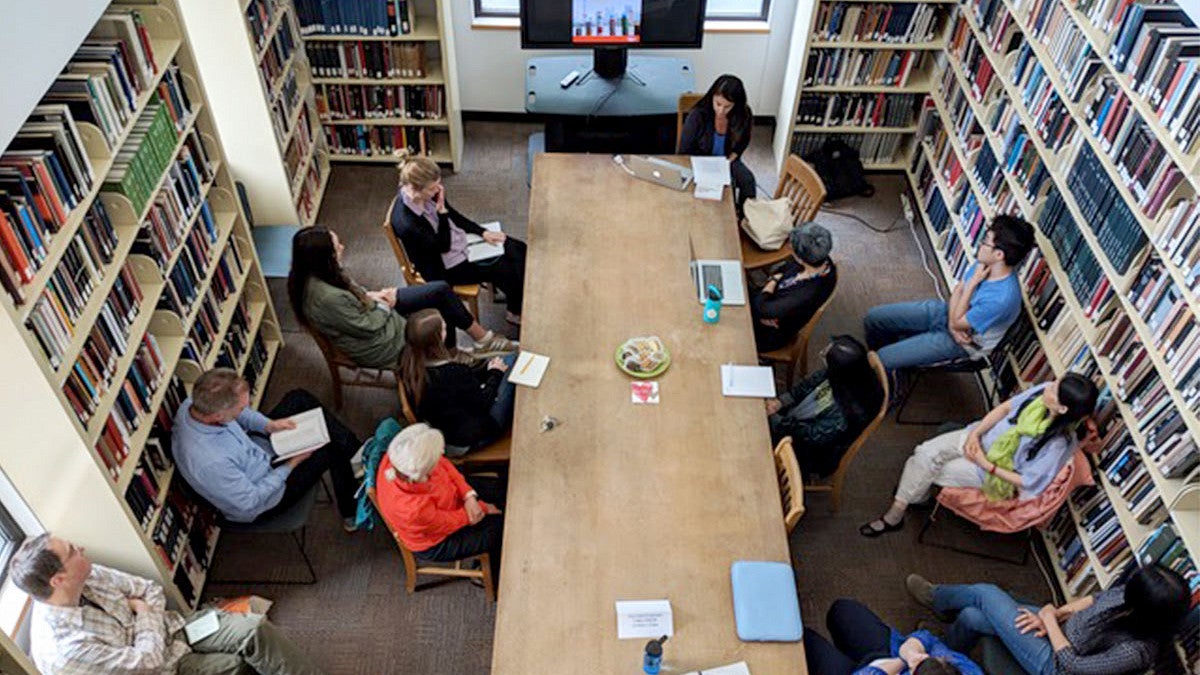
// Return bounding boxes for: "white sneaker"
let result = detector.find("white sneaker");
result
[473,330,517,356]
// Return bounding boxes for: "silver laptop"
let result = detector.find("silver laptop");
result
[625,155,694,191]
[688,237,746,306]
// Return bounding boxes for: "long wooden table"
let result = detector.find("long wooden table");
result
[492,154,806,674]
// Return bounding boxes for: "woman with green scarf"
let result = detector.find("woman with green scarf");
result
[860,373,1098,537]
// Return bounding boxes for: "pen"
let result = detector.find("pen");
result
[518,353,533,375]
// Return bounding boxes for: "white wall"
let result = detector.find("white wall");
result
[450,2,800,117]
[0,1,110,151]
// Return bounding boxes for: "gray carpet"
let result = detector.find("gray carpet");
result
[203,121,1055,674]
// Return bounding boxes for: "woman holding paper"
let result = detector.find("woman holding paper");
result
[679,74,757,220]
[399,309,517,455]
[391,152,528,324]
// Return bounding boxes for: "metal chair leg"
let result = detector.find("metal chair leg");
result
[894,370,934,425]
[208,528,319,586]
[917,506,1032,566]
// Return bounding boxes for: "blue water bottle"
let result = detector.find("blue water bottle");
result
[703,284,723,324]
[642,635,668,674]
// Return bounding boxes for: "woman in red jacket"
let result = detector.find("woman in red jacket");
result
[375,423,505,581]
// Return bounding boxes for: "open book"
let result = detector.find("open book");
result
[465,221,504,262]
[270,408,329,463]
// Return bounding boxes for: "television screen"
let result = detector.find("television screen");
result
[522,0,706,49]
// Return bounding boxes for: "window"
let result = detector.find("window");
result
[474,0,770,22]
[0,503,24,587]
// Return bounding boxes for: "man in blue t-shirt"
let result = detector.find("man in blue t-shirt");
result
[864,215,1035,371]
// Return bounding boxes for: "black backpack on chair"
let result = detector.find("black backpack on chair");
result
[804,139,876,201]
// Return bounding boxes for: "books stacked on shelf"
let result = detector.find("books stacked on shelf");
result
[1024,0,1103,102]
[1009,311,1053,386]
[1127,257,1200,393]
[306,41,427,79]
[284,108,315,180]
[180,286,222,364]
[158,215,218,319]
[258,10,299,95]
[965,0,1019,54]
[1037,189,1109,309]
[130,133,214,271]
[1072,484,1134,573]
[243,331,271,393]
[1153,200,1199,296]
[64,308,162,434]
[314,84,444,120]
[124,416,175,528]
[1007,48,1080,152]
[215,300,252,370]
[911,154,953,235]
[797,92,919,127]
[791,132,907,165]
[295,0,415,36]
[270,67,301,147]
[813,3,949,43]
[245,0,282,52]
[324,124,430,157]
[102,98,181,215]
[946,18,999,103]
[804,49,927,87]
[92,332,168,480]
[172,508,218,607]
[1096,432,1170,525]
[1137,522,1200,666]
[295,152,327,224]
[1045,507,1102,597]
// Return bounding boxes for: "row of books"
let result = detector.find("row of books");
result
[1065,144,1146,274]
[1023,0,1104,104]
[947,20,997,104]
[102,98,183,215]
[796,92,920,128]
[966,0,1017,55]
[1006,47,1080,153]
[245,0,282,53]
[158,217,219,320]
[65,318,162,432]
[1072,484,1134,572]
[1097,434,1171,525]
[257,10,299,98]
[129,133,215,271]
[269,67,303,150]
[803,49,927,88]
[324,124,436,157]
[910,156,953,237]
[1127,257,1200,384]
[1152,199,1200,296]
[243,330,272,395]
[179,285,227,366]
[284,108,317,181]
[172,510,219,608]
[213,300,253,371]
[1037,188,1109,311]
[294,0,416,36]
[92,332,174,480]
[295,151,328,225]
[305,40,428,80]
[1044,507,1103,598]
[812,3,948,43]
[314,83,445,121]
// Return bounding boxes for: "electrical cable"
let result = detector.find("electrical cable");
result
[819,205,903,234]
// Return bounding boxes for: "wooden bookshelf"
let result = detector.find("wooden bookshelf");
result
[0,0,282,611]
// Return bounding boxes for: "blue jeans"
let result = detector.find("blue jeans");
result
[934,583,1055,675]
[489,353,518,429]
[863,299,970,370]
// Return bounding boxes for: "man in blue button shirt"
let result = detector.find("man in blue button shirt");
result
[172,368,361,530]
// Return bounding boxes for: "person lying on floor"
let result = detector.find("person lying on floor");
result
[860,373,1097,537]
[750,222,837,353]
[764,335,884,480]
[804,597,980,675]
[399,309,516,457]
[287,226,514,369]
[904,563,1189,675]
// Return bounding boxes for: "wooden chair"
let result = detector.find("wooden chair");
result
[382,199,485,317]
[741,154,827,270]
[804,352,890,513]
[397,380,513,469]
[772,437,806,533]
[366,486,495,601]
[759,288,837,387]
[305,327,396,409]
[675,92,704,152]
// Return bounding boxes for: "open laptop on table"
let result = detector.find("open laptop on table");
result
[620,155,694,191]
[689,236,745,305]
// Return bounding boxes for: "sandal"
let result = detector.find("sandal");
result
[859,517,904,538]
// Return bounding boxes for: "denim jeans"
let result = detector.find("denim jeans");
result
[489,353,518,428]
[934,583,1056,675]
[863,299,971,370]
[393,280,475,348]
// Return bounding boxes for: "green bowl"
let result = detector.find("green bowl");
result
[615,342,671,379]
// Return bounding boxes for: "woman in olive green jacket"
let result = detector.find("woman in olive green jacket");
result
[286,226,514,369]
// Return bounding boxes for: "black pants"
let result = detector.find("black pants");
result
[731,158,757,220]
[803,599,893,675]
[444,238,527,314]
[393,280,475,348]
[252,390,361,522]
[415,475,506,581]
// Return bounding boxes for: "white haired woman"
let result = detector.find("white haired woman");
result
[375,424,505,581]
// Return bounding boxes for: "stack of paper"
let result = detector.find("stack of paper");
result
[691,156,731,201]
[720,365,776,398]
[465,221,505,262]
[508,352,550,387]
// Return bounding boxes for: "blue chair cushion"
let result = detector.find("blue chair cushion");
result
[730,560,803,642]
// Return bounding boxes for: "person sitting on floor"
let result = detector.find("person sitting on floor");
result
[804,597,980,675]
[287,226,514,369]
[172,368,360,531]
[751,222,837,353]
[860,373,1098,537]
[679,74,757,220]
[390,152,528,325]
[375,423,505,583]
[10,533,323,675]
[764,335,884,480]
[399,309,517,456]
[904,564,1189,675]
[863,215,1035,371]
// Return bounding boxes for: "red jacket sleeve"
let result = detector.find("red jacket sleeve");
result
[443,458,474,499]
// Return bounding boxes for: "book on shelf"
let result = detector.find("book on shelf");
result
[306,40,427,79]
[315,83,444,120]
[804,48,927,88]
[324,124,432,157]
[813,3,949,44]
[257,10,299,95]
[796,92,919,128]
[295,0,416,36]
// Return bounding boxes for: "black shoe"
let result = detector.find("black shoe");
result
[859,517,904,538]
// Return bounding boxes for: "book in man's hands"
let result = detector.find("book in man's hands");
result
[270,408,329,464]
[465,222,504,262]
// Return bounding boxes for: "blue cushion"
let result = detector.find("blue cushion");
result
[730,561,803,642]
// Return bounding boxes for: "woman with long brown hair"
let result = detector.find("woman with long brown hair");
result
[399,309,517,456]
[679,74,757,220]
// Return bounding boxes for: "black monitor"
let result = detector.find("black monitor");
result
[521,0,707,78]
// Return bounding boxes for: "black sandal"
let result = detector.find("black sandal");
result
[859,517,904,538]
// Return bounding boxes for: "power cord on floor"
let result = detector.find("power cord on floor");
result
[819,205,904,234]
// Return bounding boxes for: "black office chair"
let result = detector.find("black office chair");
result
[894,357,993,425]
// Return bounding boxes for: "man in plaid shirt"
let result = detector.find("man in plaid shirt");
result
[9,534,321,674]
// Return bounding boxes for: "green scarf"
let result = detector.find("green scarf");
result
[982,397,1053,501]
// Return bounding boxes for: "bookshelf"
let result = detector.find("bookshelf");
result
[0,0,282,611]
[296,0,463,169]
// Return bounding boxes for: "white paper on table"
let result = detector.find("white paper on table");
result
[694,184,724,201]
[690,156,732,187]
[507,351,550,388]
[615,599,674,639]
[183,611,220,645]
[465,221,504,262]
[682,662,752,675]
[270,408,330,461]
[720,365,777,398]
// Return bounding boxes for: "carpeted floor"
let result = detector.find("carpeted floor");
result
[203,121,1056,674]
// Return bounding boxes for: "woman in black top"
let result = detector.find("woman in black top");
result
[399,309,516,455]
[390,153,528,324]
[679,74,756,219]
[752,223,837,352]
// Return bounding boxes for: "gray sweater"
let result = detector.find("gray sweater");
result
[303,278,404,368]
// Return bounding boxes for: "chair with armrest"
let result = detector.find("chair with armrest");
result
[305,325,396,410]
[772,437,806,533]
[397,380,512,470]
[741,154,827,271]
[366,486,494,601]
[675,92,705,153]
[804,351,890,513]
[382,198,486,317]
[758,287,837,387]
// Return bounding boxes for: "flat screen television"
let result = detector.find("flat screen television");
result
[521,0,707,77]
